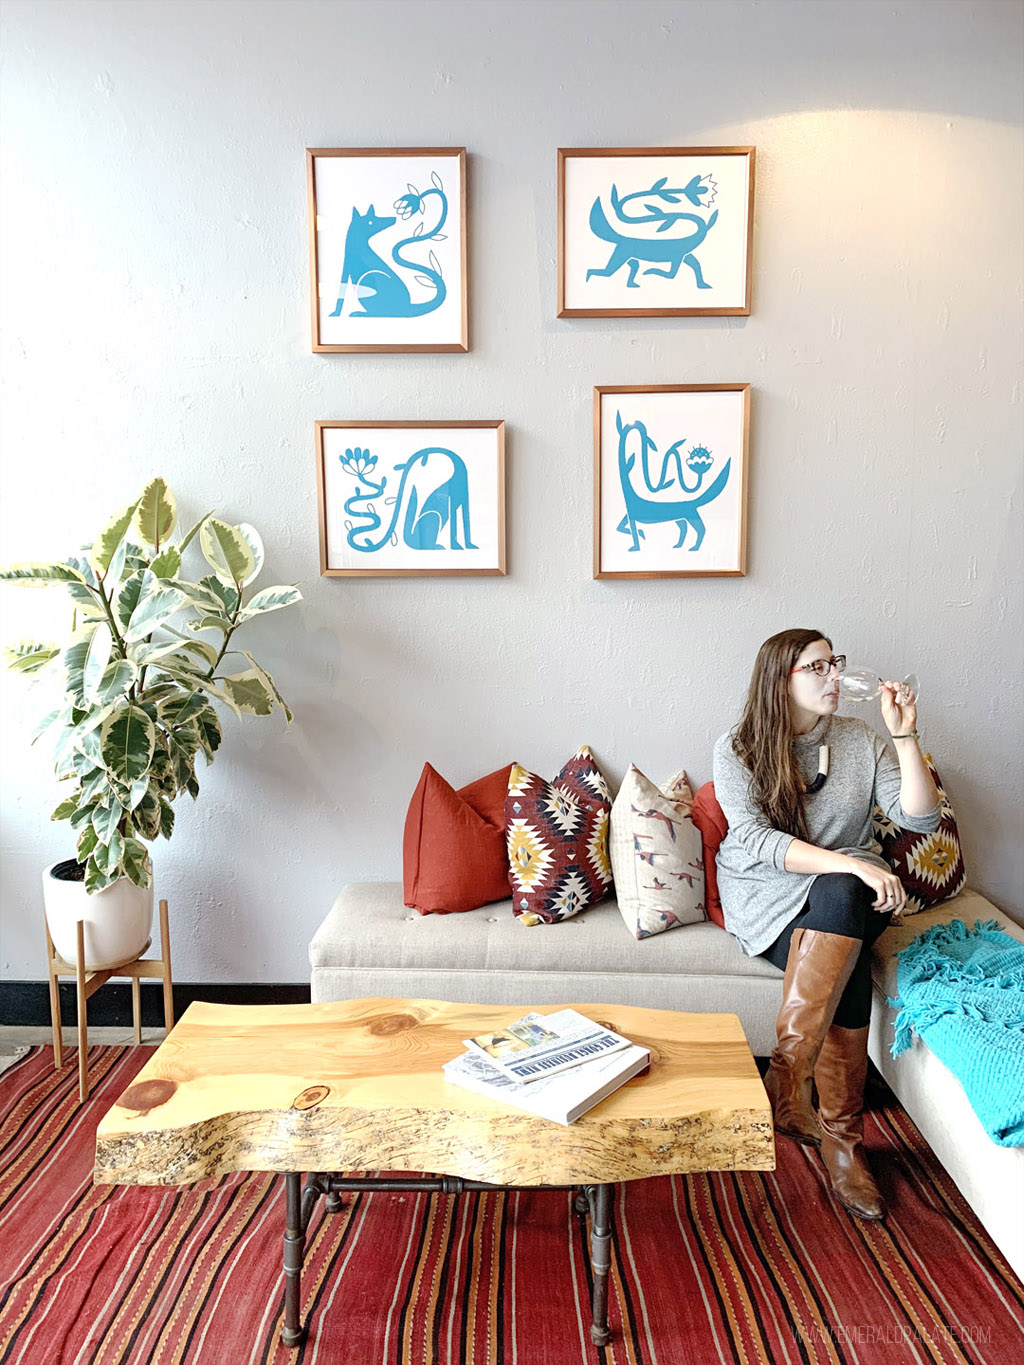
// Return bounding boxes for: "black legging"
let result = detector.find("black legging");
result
[759,873,893,1029]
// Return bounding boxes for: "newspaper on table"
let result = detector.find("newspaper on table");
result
[462,1009,632,1085]
[444,1039,650,1126]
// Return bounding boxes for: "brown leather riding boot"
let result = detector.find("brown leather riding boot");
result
[815,1023,886,1220]
[763,929,861,1146]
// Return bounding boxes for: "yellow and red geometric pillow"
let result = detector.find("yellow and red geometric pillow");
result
[505,746,613,924]
[872,753,967,914]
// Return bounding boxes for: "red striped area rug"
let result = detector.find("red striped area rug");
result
[1,1046,1022,1365]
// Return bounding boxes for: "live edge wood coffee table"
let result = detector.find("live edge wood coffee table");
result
[95,998,773,1350]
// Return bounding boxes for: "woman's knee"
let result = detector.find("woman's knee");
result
[806,873,874,938]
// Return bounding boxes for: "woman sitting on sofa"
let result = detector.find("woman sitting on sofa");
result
[713,628,940,1220]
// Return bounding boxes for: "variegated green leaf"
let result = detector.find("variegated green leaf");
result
[131,788,161,840]
[92,830,125,877]
[31,707,65,744]
[199,575,238,612]
[62,629,98,704]
[149,546,181,579]
[158,799,174,839]
[236,650,293,722]
[159,690,207,728]
[238,585,302,622]
[125,577,187,643]
[85,856,120,894]
[133,478,177,549]
[80,768,110,805]
[70,800,98,832]
[121,837,151,887]
[77,824,98,862]
[195,705,222,759]
[4,640,59,674]
[114,570,146,630]
[165,633,218,668]
[90,500,141,577]
[200,519,254,586]
[92,800,123,846]
[179,510,212,553]
[0,561,86,584]
[236,523,264,586]
[126,774,150,811]
[82,624,113,704]
[51,796,78,822]
[100,706,155,784]
[188,616,232,634]
[130,638,186,667]
[94,658,137,704]
[219,669,274,716]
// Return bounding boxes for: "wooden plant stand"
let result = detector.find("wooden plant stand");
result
[45,898,174,1102]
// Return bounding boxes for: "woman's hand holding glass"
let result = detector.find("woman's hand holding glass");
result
[879,680,917,737]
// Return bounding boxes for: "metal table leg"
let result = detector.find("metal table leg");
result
[282,1172,327,1347]
[588,1184,613,1347]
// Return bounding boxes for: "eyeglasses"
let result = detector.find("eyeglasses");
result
[790,654,846,678]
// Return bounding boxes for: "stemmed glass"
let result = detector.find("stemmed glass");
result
[839,667,921,704]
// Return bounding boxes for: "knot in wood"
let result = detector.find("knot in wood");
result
[118,1079,177,1115]
[292,1085,331,1111]
[368,1012,418,1036]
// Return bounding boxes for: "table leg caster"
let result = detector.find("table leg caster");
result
[590,1323,611,1347]
[281,1324,307,1347]
[325,1190,343,1213]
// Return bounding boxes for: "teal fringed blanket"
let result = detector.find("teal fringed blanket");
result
[890,918,1024,1147]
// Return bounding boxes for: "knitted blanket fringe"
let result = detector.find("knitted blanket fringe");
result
[888,918,1024,1147]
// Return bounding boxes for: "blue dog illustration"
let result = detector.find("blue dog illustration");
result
[329,176,448,320]
[588,175,718,290]
[615,411,730,552]
[339,446,476,553]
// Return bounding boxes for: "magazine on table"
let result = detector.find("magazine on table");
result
[462,1009,632,1084]
[444,1040,650,1126]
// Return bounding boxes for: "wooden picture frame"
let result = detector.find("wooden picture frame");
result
[593,385,750,579]
[558,147,754,318]
[316,420,505,577]
[307,148,468,352]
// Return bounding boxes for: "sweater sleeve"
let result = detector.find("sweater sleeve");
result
[712,734,795,871]
[871,731,942,832]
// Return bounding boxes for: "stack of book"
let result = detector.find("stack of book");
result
[443,1009,650,1126]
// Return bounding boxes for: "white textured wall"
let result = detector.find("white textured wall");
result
[1,0,1022,983]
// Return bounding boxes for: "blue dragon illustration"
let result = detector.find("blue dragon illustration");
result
[615,410,731,552]
[328,172,448,320]
[339,446,476,553]
[587,174,718,289]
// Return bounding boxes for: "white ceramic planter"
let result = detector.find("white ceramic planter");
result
[43,859,153,970]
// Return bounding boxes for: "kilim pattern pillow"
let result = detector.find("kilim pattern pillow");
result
[505,746,613,924]
[871,753,967,914]
[609,765,706,939]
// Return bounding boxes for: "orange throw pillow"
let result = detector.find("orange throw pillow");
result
[403,763,514,914]
[691,782,729,929]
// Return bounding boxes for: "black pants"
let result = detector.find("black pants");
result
[759,873,893,1029]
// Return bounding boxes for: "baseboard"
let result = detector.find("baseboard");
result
[0,981,311,1028]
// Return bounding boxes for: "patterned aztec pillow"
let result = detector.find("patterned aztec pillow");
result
[505,746,613,924]
[871,753,967,914]
[609,766,706,939]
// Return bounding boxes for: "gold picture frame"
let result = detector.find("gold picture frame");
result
[307,147,468,352]
[559,147,754,318]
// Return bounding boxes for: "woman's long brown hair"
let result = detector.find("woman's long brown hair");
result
[731,628,832,841]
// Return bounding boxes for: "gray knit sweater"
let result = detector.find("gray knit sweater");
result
[712,714,942,956]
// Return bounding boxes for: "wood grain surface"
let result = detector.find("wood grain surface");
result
[94,998,774,1186]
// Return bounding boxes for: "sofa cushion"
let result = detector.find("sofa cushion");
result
[691,782,728,929]
[505,746,612,924]
[872,753,967,913]
[403,762,513,914]
[609,765,706,938]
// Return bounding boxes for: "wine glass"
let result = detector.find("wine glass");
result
[839,667,921,704]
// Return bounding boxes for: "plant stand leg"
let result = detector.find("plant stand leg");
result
[75,920,88,1103]
[281,1172,308,1347]
[44,919,63,1071]
[588,1183,613,1347]
[159,899,174,1035]
[131,976,142,1045]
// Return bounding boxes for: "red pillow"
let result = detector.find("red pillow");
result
[691,782,728,929]
[403,763,513,914]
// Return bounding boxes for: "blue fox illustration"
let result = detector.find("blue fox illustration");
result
[615,412,730,552]
[329,179,448,320]
[342,447,476,553]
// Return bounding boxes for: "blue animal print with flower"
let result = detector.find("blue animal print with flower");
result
[588,174,718,290]
[329,172,449,320]
[615,411,731,553]
[339,445,476,553]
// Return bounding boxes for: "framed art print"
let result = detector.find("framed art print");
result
[307,148,468,352]
[594,385,750,579]
[559,147,754,317]
[317,421,505,576]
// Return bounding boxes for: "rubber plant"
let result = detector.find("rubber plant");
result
[0,478,301,893]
